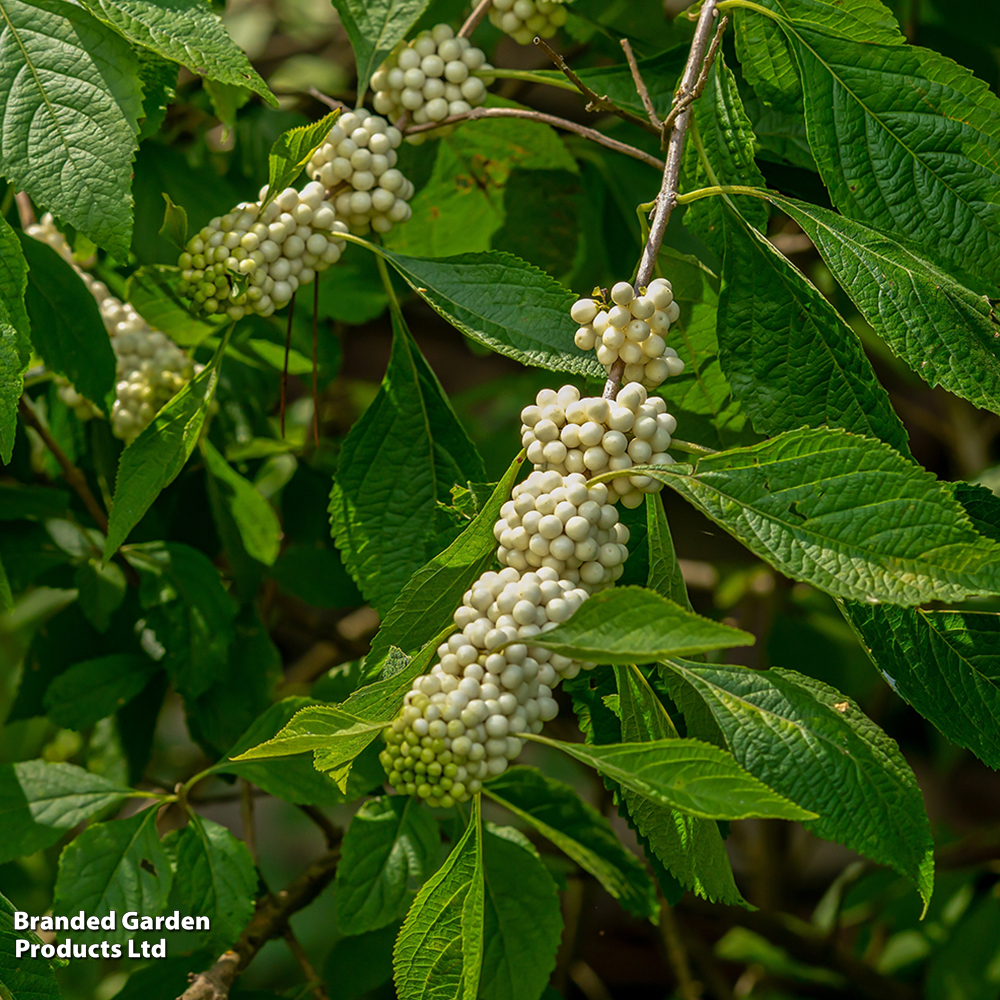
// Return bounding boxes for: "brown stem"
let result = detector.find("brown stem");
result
[284,928,330,1000]
[240,780,257,863]
[459,0,492,38]
[621,38,661,128]
[15,191,35,227]
[298,804,342,849]
[308,89,351,113]
[604,0,725,399]
[178,846,342,1000]
[533,36,659,135]
[18,396,109,532]
[405,107,664,170]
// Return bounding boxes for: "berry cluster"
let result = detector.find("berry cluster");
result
[572,279,685,389]
[306,110,414,233]
[380,565,595,805]
[495,471,629,587]
[178,183,348,319]
[520,384,676,508]
[371,24,492,141]
[490,0,568,44]
[26,216,198,444]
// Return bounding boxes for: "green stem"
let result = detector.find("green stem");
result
[479,67,578,93]
[0,185,14,221]
[675,183,769,205]
[669,438,718,456]
[716,0,782,18]
[374,252,402,314]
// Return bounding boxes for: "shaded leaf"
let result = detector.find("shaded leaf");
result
[0,216,30,463]
[263,110,340,209]
[0,892,60,1000]
[43,653,157,730]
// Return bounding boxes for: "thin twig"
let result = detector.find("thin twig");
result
[621,38,661,128]
[459,0,492,37]
[604,0,725,399]
[284,928,330,1000]
[280,291,296,438]
[311,276,320,447]
[660,900,701,1000]
[179,849,341,1000]
[405,107,664,170]
[14,191,35,227]
[240,780,257,863]
[308,89,351,113]
[298,805,342,849]
[534,36,659,135]
[18,397,109,532]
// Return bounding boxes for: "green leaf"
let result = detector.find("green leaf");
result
[0,216,30,463]
[331,0,431,98]
[337,797,441,934]
[613,664,746,906]
[684,54,768,255]
[0,483,69,521]
[786,21,1000,287]
[393,796,483,1000]
[329,308,484,616]
[363,454,523,681]
[18,234,117,415]
[0,760,133,865]
[660,659,934,908]
[74,558,127,632]
[53,808,173,944]
[104,330,227,558]
[169,814,257,951]
[262,110,340,210]
[645,495,691,611]
[716,204,910,454]
[378,246,602,379]
[126,266,224,347]
[523,586,754,664]
[625,427,1000,605]
[844,603,1000,771]
[158,193,187,249]
[484,766,657,920]
[384,104,577,260]
[43,653,157,730]
[70,0,275,107]
[202,438,282,565]
[129,541,237,700]
[0,0,142,258]
[323,924,398,1000]
[0,891,60,1000]
[763,193,1000,415]
[211,698,359,806]
[480,826,562,1000]
[526,733,816,821]
[926,894,1000,1000]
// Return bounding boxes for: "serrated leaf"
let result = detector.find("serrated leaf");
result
[786,21,1000,288]
[625,427,1000,605]
[393,796,483,1000]
[0,892,60,1000]
[684,54,768,254]
[262,110,340,210]
[0,0,142,257]
[43,653,156,730]
[170,814,257,951]
[104,330,227,558]
[845,603,1000,772]
[484,766,657,919]
[716,204,910,454]
[0,216,29,463]
[70,0,275,106]
[18,234,116,415]
[0,760,133,865]
[332,0,431,98]
[660,659,934,908]
[377,246,602,379]
[523,586,753,665]
[480,825,562,1000]
[202,438,282,565]
[330,308,484,616]
[614,665,746,906]
[337,797,441,934]
[646,494,691,610]
[526,733,816,821]
[128,541,236,700]
[53,808,173,944]
[763,193,1000,416]
[362,454,523,683]
[159,193,187,249]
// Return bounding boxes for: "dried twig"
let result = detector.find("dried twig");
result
[533,36,659,135]
[178,848,342,1000]
[459,0,492,38]
[604,1,726,399]
[14,191,35,227]
[620,38,661,129]
[18,397,109,532]
[284,927,330,1000]
[405,107,664,170]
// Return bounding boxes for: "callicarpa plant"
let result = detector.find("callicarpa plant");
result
[1,0,1000,997]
